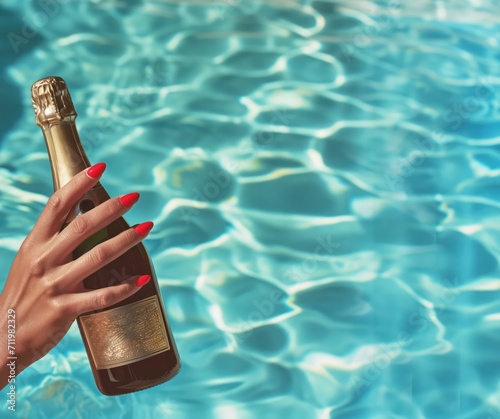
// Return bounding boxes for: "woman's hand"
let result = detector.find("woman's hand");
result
[0,162,152,388]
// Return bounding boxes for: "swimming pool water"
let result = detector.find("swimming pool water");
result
[1,1,500,418]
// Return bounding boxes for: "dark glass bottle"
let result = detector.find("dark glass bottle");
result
[31,76,180,395]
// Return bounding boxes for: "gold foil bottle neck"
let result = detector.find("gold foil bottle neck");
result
[31,76,77,129]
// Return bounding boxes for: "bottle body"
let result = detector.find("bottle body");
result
[74,186,180,395]
[31,76,180,395]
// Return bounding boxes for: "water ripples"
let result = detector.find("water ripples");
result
[1,1,500,418]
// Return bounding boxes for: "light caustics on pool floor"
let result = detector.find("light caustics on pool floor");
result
[0,1,500,418]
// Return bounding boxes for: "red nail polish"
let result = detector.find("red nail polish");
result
[135,275,151,287]
[119,192,140,208]
[134,221,154,237]
[87,162,106,179]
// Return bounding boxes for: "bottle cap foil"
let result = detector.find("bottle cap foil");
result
[31,76,77,129]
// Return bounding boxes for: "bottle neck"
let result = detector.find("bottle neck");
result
[43,122,91,190]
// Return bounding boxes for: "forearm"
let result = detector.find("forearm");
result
[0,293,27,392]
[0,357,10,390]
[0,300,15,390]
[0,316,17,411]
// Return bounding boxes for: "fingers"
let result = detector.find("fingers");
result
[61,221,154,288]
[51,192,140,262]
[64,275,151,315]
[34,163,107,240]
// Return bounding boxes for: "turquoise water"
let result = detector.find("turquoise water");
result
[1,0,500,418]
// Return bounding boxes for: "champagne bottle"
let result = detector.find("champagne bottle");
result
[31,76,180,396]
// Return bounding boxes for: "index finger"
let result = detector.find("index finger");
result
[33,162,107,239]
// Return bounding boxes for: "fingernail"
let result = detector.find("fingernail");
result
[87,162,106,179]
[119,192,140,208]
[134,221,154,237]
[135,275,151,287]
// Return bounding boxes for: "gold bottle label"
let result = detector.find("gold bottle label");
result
[79,296,170,370]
